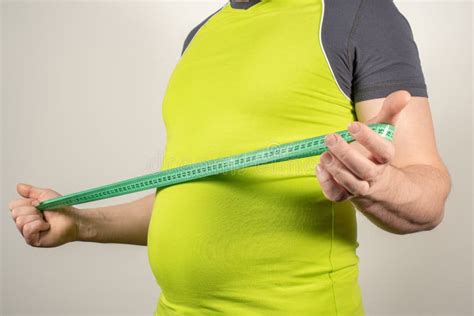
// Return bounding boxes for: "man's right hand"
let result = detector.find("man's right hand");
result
[8,183,79,248]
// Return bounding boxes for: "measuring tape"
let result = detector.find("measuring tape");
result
[36,123,394,211]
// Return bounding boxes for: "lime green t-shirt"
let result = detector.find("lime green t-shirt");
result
[146,0,427,315]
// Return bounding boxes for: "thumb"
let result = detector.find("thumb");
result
[16,183,39,199]
[367,90,411,125]
[16,183,60,201]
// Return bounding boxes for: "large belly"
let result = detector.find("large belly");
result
[146,158,354,304]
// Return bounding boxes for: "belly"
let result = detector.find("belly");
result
[147,158,359,313]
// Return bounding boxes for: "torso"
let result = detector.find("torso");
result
[147,1,364,314]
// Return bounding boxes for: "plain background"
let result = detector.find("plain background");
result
[1,0,472,315]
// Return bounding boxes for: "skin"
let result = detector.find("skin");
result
[8,90,450,247]
[316,90,451,234]
[8,185,154,247]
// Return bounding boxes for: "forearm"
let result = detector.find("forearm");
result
[72,192,156,245]
[353,164,451,234]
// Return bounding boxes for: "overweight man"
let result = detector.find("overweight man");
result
[9,0,451,315]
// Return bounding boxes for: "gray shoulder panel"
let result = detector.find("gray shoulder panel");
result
[181,8,222,55]
[350,0,428,102]
[321,0,428,102]
[321,0,362,100]
[230,0,261,9]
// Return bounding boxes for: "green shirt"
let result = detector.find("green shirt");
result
[147,0,426,315]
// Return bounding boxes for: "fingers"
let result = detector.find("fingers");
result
[324,132,381,181]
[15,214,42,233]
[367,90,411,126]
[347,122,395,164]
[10,204,50,246]
[23,220,50,247]
[316,164,351,202]
[9,184,61,247]
[319,152,371,197]
[11,205,40,221]
[8,198,35,211]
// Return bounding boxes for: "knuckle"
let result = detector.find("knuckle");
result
[23,223,34,236]
[352,183,368,197]
[16,216,24,226]
[363,168,378,180]
[24,206,37,215]
[12,206,35,219]
[332,169,343,181]
[345,183,357,195]
[379,153,391,164]
[358,183,370,196]
[379,145,395,163]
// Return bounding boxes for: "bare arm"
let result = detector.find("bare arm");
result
[9,183,156,248]
[353,95,450,233]
[73,192,156,245]
[316,91,451,234]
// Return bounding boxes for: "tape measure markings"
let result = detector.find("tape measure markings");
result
[37,123,394,211]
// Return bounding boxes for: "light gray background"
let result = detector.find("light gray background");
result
[1,1,472,315]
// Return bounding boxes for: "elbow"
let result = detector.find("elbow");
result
[390,211,444,235]
[421,164,452,232]
[396,200,449,235]
[417,192,449,233]
[377,164,452,236]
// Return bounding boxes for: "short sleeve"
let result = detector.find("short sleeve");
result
[349,0,428,102]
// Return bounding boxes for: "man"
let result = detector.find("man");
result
[9,0,451,315]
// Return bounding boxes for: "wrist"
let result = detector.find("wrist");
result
[71,207,100,242]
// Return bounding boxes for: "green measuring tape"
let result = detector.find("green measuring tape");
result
[37,123,394,211]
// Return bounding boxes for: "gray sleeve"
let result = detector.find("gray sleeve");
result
[350,0,428,102]
[181,8,221,55]
[321,0,362,100]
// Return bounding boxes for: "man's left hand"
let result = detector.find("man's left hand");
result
[315,90,411,202]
